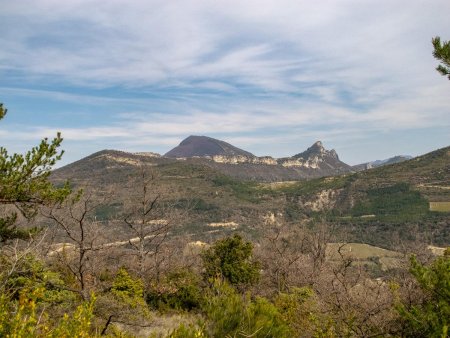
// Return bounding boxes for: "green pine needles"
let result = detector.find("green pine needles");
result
[432,36,450,80]
[0,103,70,242]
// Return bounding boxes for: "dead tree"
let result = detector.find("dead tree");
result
[314,244,396,337]
[44,191,105,300]
[258,224,306,294]
[258,221,334,294]
[123,167,182,284]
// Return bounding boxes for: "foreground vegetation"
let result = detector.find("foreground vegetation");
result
[1,230,449,337]
[1,98,449,338]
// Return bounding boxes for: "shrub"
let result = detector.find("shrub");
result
[111,268,145,308]
[201,234,260,288]
[396,254,450,337]
[0,288,95,337]
[146,269,203,312]
[202,280,290,337]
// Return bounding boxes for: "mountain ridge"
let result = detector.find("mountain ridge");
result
[164,135,351,175]
[52,136,352,182]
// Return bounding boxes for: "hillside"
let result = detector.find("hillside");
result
[56,138,354,183]
[265,145,450,246]
[50,145,450,248]
[352,155,413,171]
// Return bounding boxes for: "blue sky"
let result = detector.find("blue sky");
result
[1,0,449,167]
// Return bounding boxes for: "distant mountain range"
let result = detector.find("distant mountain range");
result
[352,155,413,171]
[163,135,415,179]
[53,135,418,182]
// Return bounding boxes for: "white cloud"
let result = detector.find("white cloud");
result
[1,0,449,165]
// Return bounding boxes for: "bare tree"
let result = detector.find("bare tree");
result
[257,221,333,294]
[312,244,397,337]
[44,191,106,300]
[122,167,184,284]
[258,224,306,294]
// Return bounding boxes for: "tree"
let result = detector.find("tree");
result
[201,234,260,288]
[45,191,104,300]
[0,103,69,243]
[432,36,450,80]
[396,253,450,337]
[123,167,179,283]
[258,222,331,294]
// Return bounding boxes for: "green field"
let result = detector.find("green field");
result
[326,243,404,271]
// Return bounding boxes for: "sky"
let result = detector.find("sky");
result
[1,0,449,167]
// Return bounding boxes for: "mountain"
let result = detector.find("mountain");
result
[278,141,351,172]
[52,138,353,184]
[165,135,254,158]
[352,155,413,171]
[293,141,338,159]
[163,137,352,180]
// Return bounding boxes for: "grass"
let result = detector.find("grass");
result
[273,175,352,197]
[326,243,404,271]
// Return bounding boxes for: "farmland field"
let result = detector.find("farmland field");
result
[429,201,450,212]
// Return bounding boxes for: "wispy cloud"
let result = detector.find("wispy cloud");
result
[0,0,449,165]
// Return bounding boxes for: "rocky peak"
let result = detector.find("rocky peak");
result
[311,140,324,151]
[293,141,338,160]
[329,149,339,160]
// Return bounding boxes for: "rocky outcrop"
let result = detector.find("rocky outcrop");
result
[211,155,278,165]
[134,152,161,158]
[303,189,341,211]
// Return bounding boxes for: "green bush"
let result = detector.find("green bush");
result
[167,323,207,338]
[111,268,145,308]
[202,280,290,338]
[146,269,203,312]
[0,288,95,337]
[201,234,260,288]
[1,254,75,305]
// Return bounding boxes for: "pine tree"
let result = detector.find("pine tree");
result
[0,103,70,243]
[432,36,450,80]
